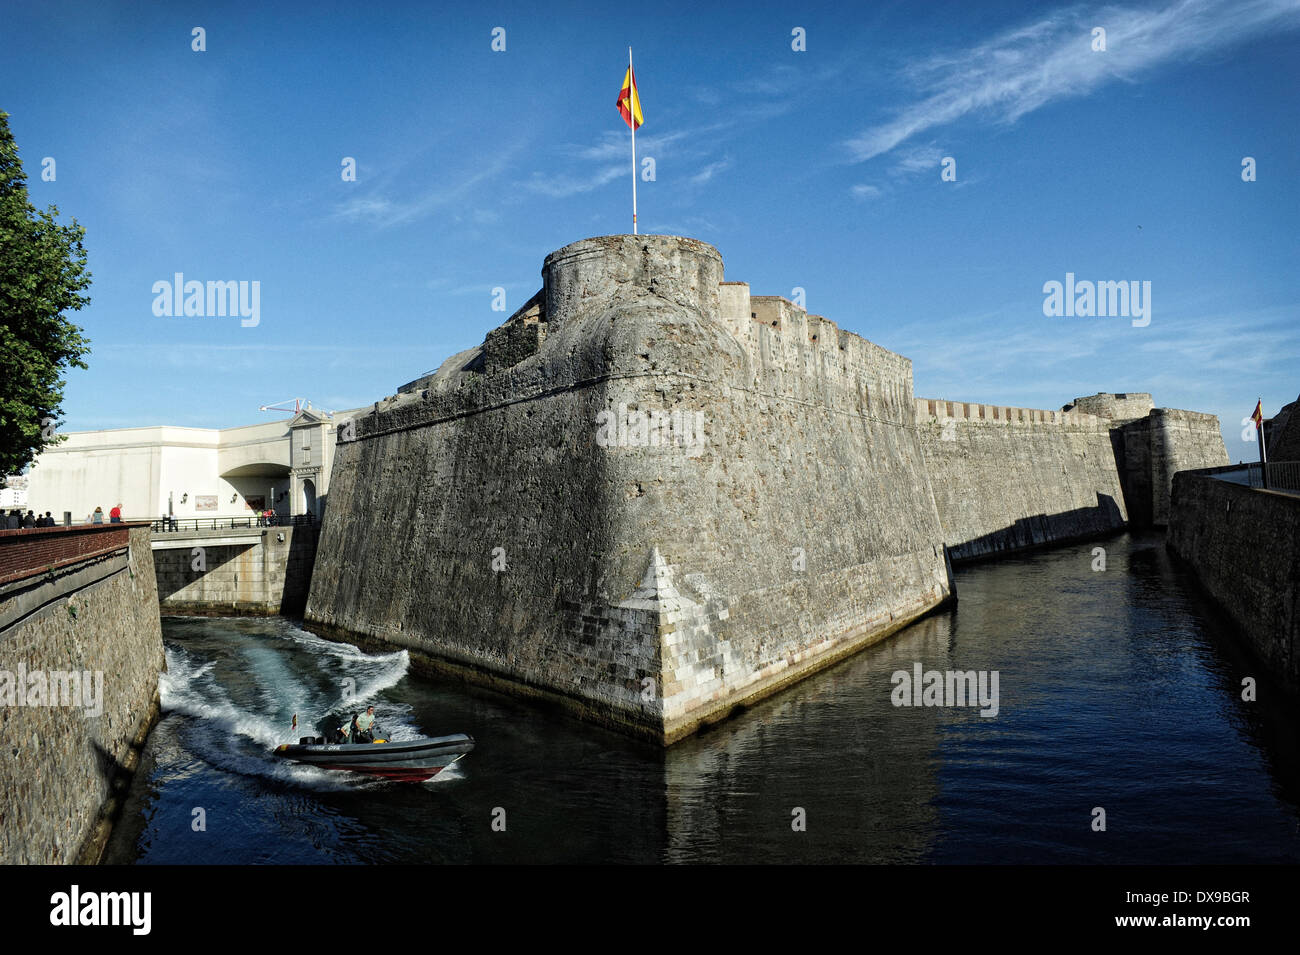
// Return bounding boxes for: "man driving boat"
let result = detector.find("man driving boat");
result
[354,706,378,743]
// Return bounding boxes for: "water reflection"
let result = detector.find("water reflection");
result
[105,532,1300,864]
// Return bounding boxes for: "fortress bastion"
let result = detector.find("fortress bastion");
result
[306,235,1229,743]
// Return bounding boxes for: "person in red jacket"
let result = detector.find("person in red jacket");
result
[109,503,122,523]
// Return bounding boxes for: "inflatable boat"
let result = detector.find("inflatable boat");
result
[274,732,475,782]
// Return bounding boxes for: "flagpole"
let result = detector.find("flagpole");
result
[1258,396,1269,489]
[630,46,638,235]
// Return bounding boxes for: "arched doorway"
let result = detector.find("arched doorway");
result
[303,479,317,519]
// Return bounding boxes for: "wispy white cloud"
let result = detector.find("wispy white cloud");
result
[891,299,1300,418]
[566,130,691,163]
[92,341,465,376]
[546,59,851,201]
[889,144,946,178]
[850,184,883,200]
[441,281,534,297]
[96,343,399,353]
[330,142,526,228]
[332,196,397,222]
[846,0,1300,162]
[691,158,732,185]
[524,164,625,198]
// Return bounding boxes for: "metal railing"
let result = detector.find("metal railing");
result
[1241,461,1300,493]
[150,513,317,533]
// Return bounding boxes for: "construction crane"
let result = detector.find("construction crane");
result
[258,398,333,416]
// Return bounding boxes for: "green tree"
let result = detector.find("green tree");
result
[0,109,92,478]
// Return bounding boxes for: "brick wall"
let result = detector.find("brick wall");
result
[0,523,139,587]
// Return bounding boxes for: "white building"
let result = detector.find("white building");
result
[21,408,355,523]
[0,475,27,510]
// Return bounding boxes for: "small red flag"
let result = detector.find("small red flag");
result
[1251,400,1263,427]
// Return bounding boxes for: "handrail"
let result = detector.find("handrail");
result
[149,514,317,533]
[1215,461,1300,494]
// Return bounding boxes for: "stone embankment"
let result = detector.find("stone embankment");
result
[1168,468,1300,693]
[0,523,164,863]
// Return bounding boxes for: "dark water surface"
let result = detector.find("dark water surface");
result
[104,531,1300,864]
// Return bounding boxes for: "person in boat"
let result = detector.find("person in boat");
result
[332,712,359,744]
[354,706,378,743]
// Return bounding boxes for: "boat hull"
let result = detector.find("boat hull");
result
[275,733,475,782]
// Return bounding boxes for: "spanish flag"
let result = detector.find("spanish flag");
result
[617,65,643,130]
[1252,400,1264,428]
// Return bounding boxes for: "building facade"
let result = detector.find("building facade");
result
[20,408,354,523]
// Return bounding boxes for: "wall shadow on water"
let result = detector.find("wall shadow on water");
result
[1147,538,1300,802]
[947,492,1124,562]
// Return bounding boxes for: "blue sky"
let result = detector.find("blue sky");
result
[3,0,1297,458]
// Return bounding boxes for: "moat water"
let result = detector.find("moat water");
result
[104,531,1300,864]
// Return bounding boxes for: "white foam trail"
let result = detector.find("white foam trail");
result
[180,719,380,791]
[277,622,412,716]
[425,761,467,785]
[162,659,295,748]
[159,627,423,787]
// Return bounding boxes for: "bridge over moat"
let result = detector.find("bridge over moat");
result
[148,522,319,615]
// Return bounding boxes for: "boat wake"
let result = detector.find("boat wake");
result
[159,619,420,789]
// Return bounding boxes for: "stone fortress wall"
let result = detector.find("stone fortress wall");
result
[1063,392,1155,423]
[914,398,1128,561]
[1264,394,1300,461]
[307,235,1229,744]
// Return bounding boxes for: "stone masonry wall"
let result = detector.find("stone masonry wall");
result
[307,235,952,744]
[307,234,1232,743]
[1063,392,1154,423]
[914,399,1128,561]
[1266,394,1300,461]
[1167,471,1299,692]
[0,525,164,863]
[153,525,319,615]
[1125,409,1230,526]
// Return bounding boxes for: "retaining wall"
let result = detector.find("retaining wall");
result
[0,524,164,863]
[1167,471,1299,693]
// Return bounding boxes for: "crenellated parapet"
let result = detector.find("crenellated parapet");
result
[916,398,1111,432]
